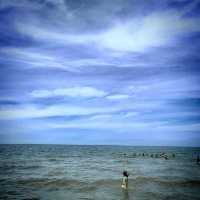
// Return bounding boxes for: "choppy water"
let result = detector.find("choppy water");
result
[0,145,200,200]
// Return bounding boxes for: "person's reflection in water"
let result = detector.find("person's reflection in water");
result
[122,189,129,200]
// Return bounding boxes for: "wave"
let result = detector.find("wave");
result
[133,176,200,187]
[48,158,58,162]
[2,177,200,200]
[0,164,41,171]
[3,176,199,190]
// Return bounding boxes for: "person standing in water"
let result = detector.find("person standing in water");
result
[121,171,129,189]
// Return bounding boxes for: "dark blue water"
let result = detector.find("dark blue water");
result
[0,145,200,200]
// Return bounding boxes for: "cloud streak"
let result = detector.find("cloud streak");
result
[15,9,200,53]
[0,104,118,120]
[30,87,107,98]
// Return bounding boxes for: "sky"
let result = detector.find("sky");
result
[0,0,200,146]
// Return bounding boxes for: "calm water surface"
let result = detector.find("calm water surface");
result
[0,145,200,200]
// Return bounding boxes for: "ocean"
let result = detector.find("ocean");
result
[0,145,200,200]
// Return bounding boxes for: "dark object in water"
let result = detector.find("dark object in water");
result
[155,154,158,158]
[197,155,200,165]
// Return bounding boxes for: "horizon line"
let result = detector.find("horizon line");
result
[0,143,199,148]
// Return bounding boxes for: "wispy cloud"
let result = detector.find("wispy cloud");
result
[0,104,119,120]
[0,99,162,120]
[30,87,107,98]
[15,9,200,53]
[106,94,130,100]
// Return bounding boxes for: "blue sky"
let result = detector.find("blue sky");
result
[0,0,200,146]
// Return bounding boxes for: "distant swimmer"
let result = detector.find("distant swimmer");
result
[160,152,165,157]
[160,153,167,159]
[172,153,175,158]
[193,152,196,158]
[155,154,158,158]
[197,155,200,165]
[121,171,129,189]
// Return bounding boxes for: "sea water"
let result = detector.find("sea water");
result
[0,145,200,200]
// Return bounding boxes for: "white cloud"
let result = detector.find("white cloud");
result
[16,10,200,52]
[88,112,138,120]
[0,104,117,120]
[16,23,93,45]
[1,47,114,71]
[44,117,190,135]
[1,47,73,71]
[156,123,200,132]
[1,47,53,61]
[30,87,107,98]
[124,112,138,117]
[106,94,130,100]
[0,99,159,120]
[89,114,113,120]
[99,11,200,52]
[44,114,200,132]
[46,119,157,130]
